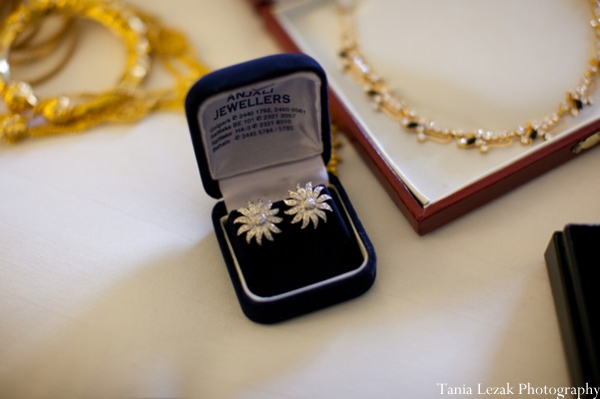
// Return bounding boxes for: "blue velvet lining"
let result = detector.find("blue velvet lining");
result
[226,185,363,298]
[212,174,377,324]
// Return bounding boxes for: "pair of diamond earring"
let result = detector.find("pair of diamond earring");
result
[234,182,333,245]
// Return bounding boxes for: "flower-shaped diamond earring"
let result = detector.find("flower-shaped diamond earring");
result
[284,182,332,229]
[234,199,282,245]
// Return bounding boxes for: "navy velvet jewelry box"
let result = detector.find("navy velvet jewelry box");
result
[545,224,600,392]
[185,53,376,324]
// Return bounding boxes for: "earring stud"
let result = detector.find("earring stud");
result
[284,182,332,229]
[234,199,282,245]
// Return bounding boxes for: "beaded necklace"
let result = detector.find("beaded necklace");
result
[337,0,599,153]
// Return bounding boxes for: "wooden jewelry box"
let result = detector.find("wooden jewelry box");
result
[253,0,600,234]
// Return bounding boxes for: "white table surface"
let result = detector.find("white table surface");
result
[1,1,599,398]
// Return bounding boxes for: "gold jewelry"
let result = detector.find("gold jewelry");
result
[1,0,20,23]
[9,15,79,86]
[0,0,210,143]
[337,1,599,153]
[327,122,342,176]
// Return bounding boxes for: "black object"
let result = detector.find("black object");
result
[545,224,600,394]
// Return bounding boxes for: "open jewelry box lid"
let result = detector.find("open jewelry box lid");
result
[253,0,600,234]
[185,53,332,206]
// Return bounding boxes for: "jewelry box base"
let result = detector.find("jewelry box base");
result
[212,174,376,324]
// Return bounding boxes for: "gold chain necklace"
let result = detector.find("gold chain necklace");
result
[337,1,599,153]
[0,0,209,143]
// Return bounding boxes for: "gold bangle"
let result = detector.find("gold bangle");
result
[9,17,79,86]
[0,0,209,143]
